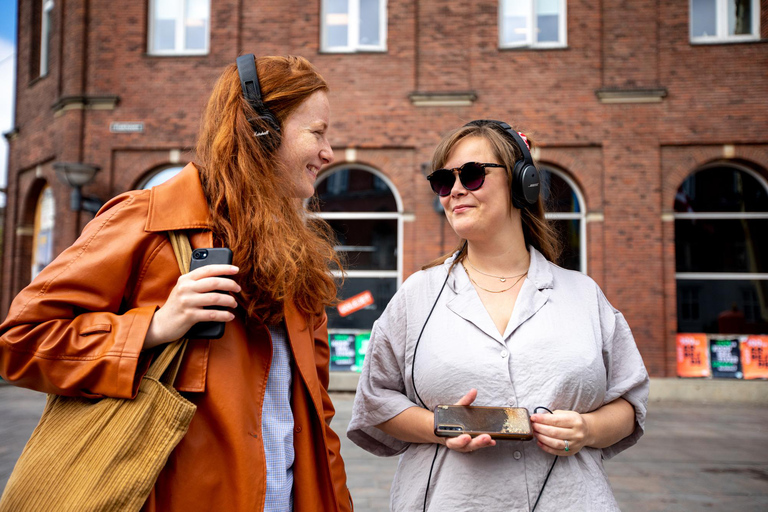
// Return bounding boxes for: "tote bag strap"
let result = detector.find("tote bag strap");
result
[145,231,193,384]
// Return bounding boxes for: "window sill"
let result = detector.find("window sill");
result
[318,48,388,54]
[143,51,210,58]
[498,45,569,52]
[689,37,765,45]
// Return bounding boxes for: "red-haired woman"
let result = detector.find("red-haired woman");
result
[0,55,352,511]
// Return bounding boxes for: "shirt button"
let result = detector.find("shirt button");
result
[513,451,522,460]
[500,350,508,358]
[294,426,302,433]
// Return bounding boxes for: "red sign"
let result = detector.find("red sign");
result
[337,291,374,317]
[741,336,768,380]
[676,333,710,378]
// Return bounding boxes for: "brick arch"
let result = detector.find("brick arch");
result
[668,158,768,211]
[14,178,54,293]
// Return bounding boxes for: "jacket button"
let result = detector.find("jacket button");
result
[249,431,258,438]
[294,426,302,433]
[513,451,522,460]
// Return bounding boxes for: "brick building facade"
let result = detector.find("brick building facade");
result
[3,0,768,377]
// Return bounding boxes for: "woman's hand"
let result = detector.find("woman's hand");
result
[143,264,241,350]
[442,388,497,453]
[530,410,589,456]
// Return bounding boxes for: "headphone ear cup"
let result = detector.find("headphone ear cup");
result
[511,161,540,209]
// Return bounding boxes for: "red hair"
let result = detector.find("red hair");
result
[196,56,340,325]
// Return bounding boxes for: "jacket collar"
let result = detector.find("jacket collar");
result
[145,163,213,233]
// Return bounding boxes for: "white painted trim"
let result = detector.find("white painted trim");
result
[674,212,768,220]
[689,0,761,42]
[499,0,568,49]
[147,0,210,55]
[542,166,587,274]
[321,0,387,52]
[676,273,768,280]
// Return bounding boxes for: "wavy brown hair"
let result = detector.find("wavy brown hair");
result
[196,55,341,325]
[423,122,561,271]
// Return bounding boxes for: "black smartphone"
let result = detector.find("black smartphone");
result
[185,248,234,340]
[434,405,533,440]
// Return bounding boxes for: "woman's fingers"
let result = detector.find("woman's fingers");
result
[454,388,478,406]
[531,410,586,456]
[445,433,496,453]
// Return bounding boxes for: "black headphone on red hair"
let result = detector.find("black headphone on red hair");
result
[236,54,281,149]
[464,119,541,209]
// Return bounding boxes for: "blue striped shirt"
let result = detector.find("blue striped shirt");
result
[263,323,294,511]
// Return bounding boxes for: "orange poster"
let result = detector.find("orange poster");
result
[676,333,710,378]
[741,336,768,380]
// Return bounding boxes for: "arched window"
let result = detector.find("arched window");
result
[675,165,768,335]
[31,185,55,279]
[540,167,586,273]
[313,165,402,337]
[140,166,184,190]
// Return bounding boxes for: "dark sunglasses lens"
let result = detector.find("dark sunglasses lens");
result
[460,163,485,191]
[430,170,455,196]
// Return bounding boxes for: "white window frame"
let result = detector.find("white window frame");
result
[148,0,210,56]
[674,164,768,284]
[690,0,761,43]
[313,165,403,286]
[499,0,568,49]
[541,167,586,274]
[321,0,388,53]
[40,0,54,76]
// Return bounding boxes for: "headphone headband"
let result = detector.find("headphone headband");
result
[465,119,532,165]
[236,54,281,136]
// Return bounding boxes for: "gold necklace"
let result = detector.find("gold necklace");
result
[463,264,527,293]
[465,259,527,283]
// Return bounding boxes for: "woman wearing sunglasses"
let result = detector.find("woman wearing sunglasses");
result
[348,120,649,511]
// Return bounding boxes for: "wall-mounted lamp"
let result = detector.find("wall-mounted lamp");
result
[53,162,104,213]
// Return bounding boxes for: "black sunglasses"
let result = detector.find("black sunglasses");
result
[426,162,505,197]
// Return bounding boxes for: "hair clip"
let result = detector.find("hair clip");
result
[517,132,530,150]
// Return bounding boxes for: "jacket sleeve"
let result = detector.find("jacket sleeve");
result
[0,192,165,399]
[313,312,353,512]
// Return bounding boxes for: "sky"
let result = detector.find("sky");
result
[0,0,17,207]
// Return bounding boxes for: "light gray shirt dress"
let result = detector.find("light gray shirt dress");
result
[347,247,650,511]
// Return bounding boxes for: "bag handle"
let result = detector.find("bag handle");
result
[145,231,193,384]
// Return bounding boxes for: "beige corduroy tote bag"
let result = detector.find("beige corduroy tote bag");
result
[0,231,198,512]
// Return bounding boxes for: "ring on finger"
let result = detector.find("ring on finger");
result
[564,439,570,452]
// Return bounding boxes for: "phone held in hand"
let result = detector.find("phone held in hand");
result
[185,248,234,340]
[434,405,534,441]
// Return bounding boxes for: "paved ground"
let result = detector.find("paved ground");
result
[1,386,767,511]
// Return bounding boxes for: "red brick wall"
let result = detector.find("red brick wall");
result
[4,0,768,377]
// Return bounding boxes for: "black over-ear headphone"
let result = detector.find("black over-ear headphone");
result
[236,54,281,149]
[464,119,540,209]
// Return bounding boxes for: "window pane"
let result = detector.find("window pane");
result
[728,0,752,35]
[153,0,181,51]
[675,219,768,273]
[315,168,397,212]
[691,0,717,37]
[503,0,529,44]
[541,169,579,213]
[677,279,768,334]
[536,0,560,43]
[327,277,397,330]
[359,0,380,46]
[185,0,208,50]
[549,219,580,271]
[675,168,768,213]
[325,0,349,47]
[326,218,397,271]
[142,167,183,189]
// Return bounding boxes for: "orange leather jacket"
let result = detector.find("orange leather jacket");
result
[0,164,352,511]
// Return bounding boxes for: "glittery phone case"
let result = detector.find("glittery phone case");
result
[433,405,533,440]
